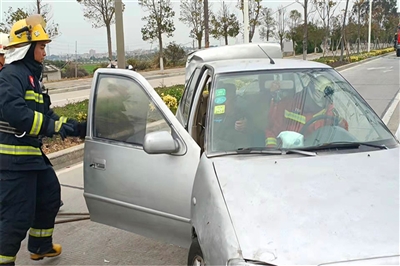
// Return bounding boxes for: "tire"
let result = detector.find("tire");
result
[397,49,400,57]
[187,237,205,266]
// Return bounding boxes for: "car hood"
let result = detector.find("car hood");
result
[212,148,399,265]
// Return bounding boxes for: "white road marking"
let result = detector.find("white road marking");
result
[382,91,400,125]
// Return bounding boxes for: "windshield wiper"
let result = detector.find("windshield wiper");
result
[236,147,282,155]
[302,142,388,151]
[236,147,316,156]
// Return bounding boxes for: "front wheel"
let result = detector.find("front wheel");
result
[187,237,205,266]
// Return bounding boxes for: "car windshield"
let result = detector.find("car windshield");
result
[207,68,397,154]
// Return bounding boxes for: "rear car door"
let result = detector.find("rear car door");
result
[83,68,201,248]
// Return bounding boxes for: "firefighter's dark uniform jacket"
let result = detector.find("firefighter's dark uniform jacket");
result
[0,50,69,171]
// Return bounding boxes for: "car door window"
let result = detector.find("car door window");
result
[93,74,171,146]
[180,68,201,128]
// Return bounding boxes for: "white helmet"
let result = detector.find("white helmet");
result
[0,33,9,54]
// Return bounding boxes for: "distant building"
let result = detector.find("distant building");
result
[89,49,96,57]
[43,64,62,81]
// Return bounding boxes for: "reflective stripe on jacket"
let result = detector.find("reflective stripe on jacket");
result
[265,92,349,147]
[0,62,56,170]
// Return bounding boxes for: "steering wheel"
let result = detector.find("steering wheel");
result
[299,114,339,136]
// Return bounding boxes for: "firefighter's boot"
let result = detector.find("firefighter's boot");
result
[30,244,62,261]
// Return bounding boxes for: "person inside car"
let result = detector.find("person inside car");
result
[212,82,253,151]
[265,74,349,148]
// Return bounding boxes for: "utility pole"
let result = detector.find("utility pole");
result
[204,0,209,48]
[243,0,249,43]
[368,0,372,52]
[303,0,308,60]
[75,41,78,78]
[115,0,126,69]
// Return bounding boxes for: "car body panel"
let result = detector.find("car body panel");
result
[83,54,400,266]
[211,148,400,265]
[190,153,242,266]
[83,68,201,248]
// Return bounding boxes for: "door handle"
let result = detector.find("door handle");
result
[89,158,106,170]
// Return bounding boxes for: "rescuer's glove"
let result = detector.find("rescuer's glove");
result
[77,121,87,139]
[40,116,75,140]
[67,118,87,139]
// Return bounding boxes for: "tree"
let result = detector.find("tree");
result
[287,10,302,54]
[139,0,175,70]
[31,0,60,38]
[164,42,186,66]
[237,0,262,42]
[210,1,240,45]
[312,0,337,54]
[0,1,60,39]
[351,0,366,53]
[77,0,116,61]
[259,7,276,41]
[180,0,208,49]
[340,0,350,61]
[0,7,29,34]
[275,6,288,51]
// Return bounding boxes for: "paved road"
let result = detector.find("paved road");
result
[339,53,400,118]
[15,53,399,265]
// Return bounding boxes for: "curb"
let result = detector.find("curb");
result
[49,143,85,171]
[48,52,396,170]
[330,52,393,71]
[48,71,185,95]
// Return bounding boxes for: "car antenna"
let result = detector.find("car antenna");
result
[257,44,275,65]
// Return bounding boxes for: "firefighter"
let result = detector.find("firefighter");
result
[0,33,9,69]
[265,74,348,148]
[0,14,86,265]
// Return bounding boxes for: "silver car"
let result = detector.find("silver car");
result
[83,56,399,265]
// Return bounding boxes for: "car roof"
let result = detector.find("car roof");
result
[187,42,283,61]
[203,58,332,74]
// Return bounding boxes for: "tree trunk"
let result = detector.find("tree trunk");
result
[36,0,41,13]
[267,29,269,41]
[158,31,163,70]
[225,34,228,45]
[106,24,112,60]
[197,32,202,49]
[340,0,350,61]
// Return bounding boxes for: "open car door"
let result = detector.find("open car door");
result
[83,68,201,248]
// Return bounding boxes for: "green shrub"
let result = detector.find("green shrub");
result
[155,85,184,103]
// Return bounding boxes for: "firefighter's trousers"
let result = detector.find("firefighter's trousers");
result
[0,167,61,265]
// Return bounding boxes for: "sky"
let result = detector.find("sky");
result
[0,0,398,55]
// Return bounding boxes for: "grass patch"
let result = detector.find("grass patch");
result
[314,47,395,67]
[53,99,89,122]
[81,64,100,75]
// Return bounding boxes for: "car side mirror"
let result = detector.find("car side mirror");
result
[143,131,179,154]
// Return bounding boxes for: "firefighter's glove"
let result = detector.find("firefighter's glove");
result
[67,118,87,139]
[57,122,75,140]
[41,116,74,140]
[77,121,87,139]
